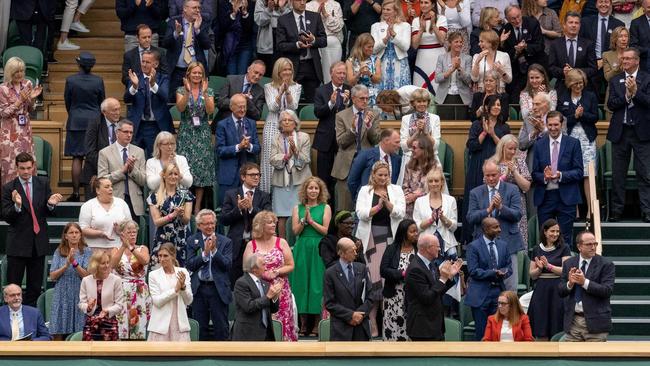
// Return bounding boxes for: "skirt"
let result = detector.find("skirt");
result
[64,130,87,157]
[570,123,597,176]
[272,184,300,217]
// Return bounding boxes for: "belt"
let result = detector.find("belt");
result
[575,312,584,317]
[419,44,443,49]
[199,280,214,285]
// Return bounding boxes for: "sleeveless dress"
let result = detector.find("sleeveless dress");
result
[114,250,152,340]
[252,237,298,341]
[49,248,92,335]
[289,203,327,314]
[383,250,414,341]
[147,188,195,269]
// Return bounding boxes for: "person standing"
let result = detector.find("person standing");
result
[306,0,344,83]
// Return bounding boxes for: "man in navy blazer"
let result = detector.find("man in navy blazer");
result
[215,94,261,205]
[185,209,233,341]
[532,111,584,247]
[558,231,615,341]
[630,0,650,72]
[606,47,650,222]
[466,160,523,292]
[347,129,401,201]
[121,24,168,86]
[0,284,51,341]
[465,217,512,341]
[124,50,174,159]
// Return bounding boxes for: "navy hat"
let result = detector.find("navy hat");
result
[76,51,96,68]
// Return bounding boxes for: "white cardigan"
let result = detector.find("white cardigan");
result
[470,50,512,91]
[397,112,442,185]
[145,155,193,191]
[355,184,406,253]
[412,193,459,252]
[371,21,411,60]
[147,267,193,334]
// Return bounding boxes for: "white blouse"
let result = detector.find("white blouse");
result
[145,155,193,191]
[500,319,514,342]
[305,0,344,43]
[411,16,448,47]
[78,197,132,249]
[437,2,471,31]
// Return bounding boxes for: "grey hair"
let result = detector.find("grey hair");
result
[195,209,216,225]
[504,4,520,17]
[351,84,369,98]
[244,253,264,273]
[535,91,552,106]
[117,119,134,130]
[279,109,301,131]
[100,97,119,113]
[417,234,438,251]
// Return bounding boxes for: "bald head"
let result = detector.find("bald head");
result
[482,217,501,240]
[230,93,248,119]
[337,237,357,262]
[417,234,441,260]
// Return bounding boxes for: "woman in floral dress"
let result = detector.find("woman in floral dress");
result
[243,211,297,341]
[111,219,152,340]
[346,33,382,106]
[372,0,412,91]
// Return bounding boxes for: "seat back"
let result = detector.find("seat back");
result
[318,319,330,341]
[299,104,317,120]
[444,317,463,341]
[36,288,55,323]
[3,46,43,82]
[32,135,52,177]
[66,331,83,341]
[209,76,228,92]
[188,318,200,341]
[170,105,181,121]
[272,319,283,341]
[438,139,454,188]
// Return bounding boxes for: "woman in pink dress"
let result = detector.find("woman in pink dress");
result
[242,211,297,341]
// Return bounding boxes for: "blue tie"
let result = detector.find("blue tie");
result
[200,239,212,281]
[488,241,498,270]
[143,77,153,120]
[575,260,587,303]
[428,262,438,281]
[489,188,497,217]
[256,279,268,327]
[347,263,355,293]
[122,147,130,196]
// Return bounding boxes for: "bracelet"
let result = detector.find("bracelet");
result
[72,260,79,268]
[300,218,306,226]
[180,286,186,291]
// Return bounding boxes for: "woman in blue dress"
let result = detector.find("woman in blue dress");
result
[346,33,383,106]
[371,0,412,91]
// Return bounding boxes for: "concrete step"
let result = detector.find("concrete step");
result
[611,257,650,277]
[600,222,650,240]
[48,63,121,74]
[615,278,650,296]
[612,296,650,318]
[82,8,119,21]
[612,317,650,336]
[55,37,124,52]
[53,49,123,64]
[603,240,650,257]
[45,103,128,122]
[49,78,125,95]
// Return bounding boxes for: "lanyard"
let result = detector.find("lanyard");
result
[188,90,203,116]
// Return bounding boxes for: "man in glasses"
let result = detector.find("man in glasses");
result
[558,231,615,342]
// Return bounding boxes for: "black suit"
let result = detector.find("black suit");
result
[313,82,350,203]
[500,17,545,98]
[323,261,375,341]
[231,273,279,341]
[579,15,624,58]
[606,69,650,216]
[120,45,169,86]
[82,117,114,199]
[276,10,327,102]
[1,176,54,306]
[9,0,55,56]
[404,255,454,341]
[213,74,265,133]
[548,36,597,95]
[558,255,615,335]
[220,187,272,287]
[629,15,650,72]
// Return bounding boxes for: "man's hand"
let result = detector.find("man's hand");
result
[203,235,216,256]
[563,64,572,76]
[267,281,283,299]
[492,192,502,210]
[47,193,64,206]
[500,30,511,43]
[544,165,555,181]
[128,69,139,88]
[567,267,578,287]
[349,311,365,326]
[193,13,203,30]
[11,190,22,206]
[571,268,586,286]
[175,20,182,35]
[149,68,157,86]
[514,40,526,54]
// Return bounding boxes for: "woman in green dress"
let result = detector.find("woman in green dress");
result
[290,177,332,337]
[175,61,215,214]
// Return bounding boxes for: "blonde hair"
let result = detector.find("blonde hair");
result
[565,68,587,89]
[349,33,374,63]
[479,7,499,31]
[381,0,405,22]
[297,177,329,204]
[3,57,26,83]
[480,30,500,50]
[158,242,180,267]
[155,163,180,207]
[424,167,447,193]
[610,26,628,50]
[251,211,278,239]
[271,57,295,87]
[490,134,519,164]
[152,131,176,160]
[184,62,205,79]
[367,161,390,188]
[409,88,431,105]
[88,251,111,275]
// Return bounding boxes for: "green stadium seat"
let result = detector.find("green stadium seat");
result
[517,251,530,295]
[208,76,228,92]
[460,298,475,340]
[509,106,519,121]
[169,105,181,121]
[438,139,454,188]
[550,331,566,341]
[66,331,83,341]
[261,104,269,120]
[189,318,200,341]
[36,288,54,323]
[32,135,52,177]
[272,319,283,341]
[444,317,463,341]
[260,76,272,87]
[598,141,636,219]
[527,215,539,252]
[3,45,43,83]
[6,21,22,49]
[299,104,317,120]
[318,319,330,341]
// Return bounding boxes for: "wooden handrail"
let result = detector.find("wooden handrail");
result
[587,161,602,254]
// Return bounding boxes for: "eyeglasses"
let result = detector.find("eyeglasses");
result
[246,173,261,177]
[580,242,599,247]
[497,301,509,306]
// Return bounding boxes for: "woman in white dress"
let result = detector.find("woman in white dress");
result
[412,0,448,93]
[437,0,471,54]
[371,0,412,90]
[306,0,344,83]
[261,57,302,193]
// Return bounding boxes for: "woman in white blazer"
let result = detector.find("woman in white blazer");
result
[355,160,405,336]
[371,0,412,90]
[147,243,193,341]
[470,29,512,93]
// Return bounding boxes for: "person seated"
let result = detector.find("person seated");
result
[470,7,501,56]
[375,90,404,120]
[482,290,534,341]
[116,1,165,52]
[0,284,51,341]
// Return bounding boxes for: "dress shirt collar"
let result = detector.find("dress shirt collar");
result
[248,272,262,283]
[339,258,352,269]
[599,15,609,22]
[566,36,578,42]
[242,184,255,195]
[626,68,639,79]
[578,255,593,271]
[232,114,244,124]
[417,253,431,268]
[293,10,305,18]
[9,306,22,316]
[550,133,563,146]
[116,142,129,151]
[18,176,33,187]
[487,181,501,192]
[352,105,364,116]
[483,235,495,245]
[138,46,150,54]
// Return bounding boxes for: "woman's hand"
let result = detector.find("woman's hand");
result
[87,298,97,312]
[183,77,191,92]
[29,85,43,100]
[67,248,77,265]
[175,271,186,292]
[201,77,209,94]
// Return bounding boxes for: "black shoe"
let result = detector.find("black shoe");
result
[66,193,80,202]
[608,214,621,222]
[643,213,650,223]
[48,57,58,64]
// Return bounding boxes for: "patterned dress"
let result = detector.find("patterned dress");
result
[412,16,448,93]
[402,167,427,219]
[496,151,532,244]
[350,56,380,106]
[147,189,195,269]
[380,40,412,91]
[49,248,92,335]
[290,203,327,314]
[175,87,215,187]
[252,237,298,341]
[82,279,119,341]
[383,250,414,341]
[0,80,35,188]
[519,90,558,121]
[260,82,302,193]
[115,250,152,340]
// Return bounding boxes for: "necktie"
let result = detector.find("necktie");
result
[356,111,363,152]
[110,123,117,144]
[299,15,308,57]
[551,140,559,174]
[489,187,497,217]
[335,87,343,110]
[183,22,194,64]
[516,27,521,42]
[600,18,607,56]
[488,241,498,270]
[568,39,575,67]
[242,83,251,94]
[347,263,355,292]
[575,260,588,303]
[143,77,153,120]
[24,181,40,234]
[244,191,254,233]
[200,238,212,280]
[11,312,20,340]
[428,262,438,281]
[122,147,130,196]
[256,279,268,327]
[237,119,244,138]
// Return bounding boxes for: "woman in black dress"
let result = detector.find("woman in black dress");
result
[527,218,571,340]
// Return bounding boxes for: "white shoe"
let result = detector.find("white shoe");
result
[57,39,80,51]
[70,21,90,33]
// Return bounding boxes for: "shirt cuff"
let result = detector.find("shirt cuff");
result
[14,204,21,212]
[129,85,137,95]
[230,13,236,20]
[583,278,590,290]
[328,100,335,109]
[235,144,240,152]
[247,144,254,152]
[150,83,159,94]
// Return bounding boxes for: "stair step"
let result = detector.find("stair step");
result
[48,63,121,73]
[612,318,650,336]
[81,8,119,21]
[76,21,124,38]
[600,222,650,240]
[612,257,650,277]
[55,37,124,52]
[49,79,125,95]
[53,49,124,64]
[612,296,650,317]
[615,278,650,296]
[55,202,84,219]
[603,240,650,257]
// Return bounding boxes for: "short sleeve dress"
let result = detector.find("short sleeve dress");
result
[49,248,92,335]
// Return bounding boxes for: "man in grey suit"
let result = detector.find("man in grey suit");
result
[323,238,375,341]
[231,253,282,341]
[558,231,615,341]
[98,119,146,219]
[331,84,381,212]
[213,60,266,133]
[467,159,524,292]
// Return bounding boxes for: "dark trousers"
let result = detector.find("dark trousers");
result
[471,285,500,341]
[437,94,469,121]
[193,282,230,340]
[7,253,44,307]
[124,193,138,221]
[15,8,48,55]
[135,120,161,159]
[611,125,650,216]
[296,59,320,103]
[537,189,577,248]
[169,67,187,103]
[316,148,337,208]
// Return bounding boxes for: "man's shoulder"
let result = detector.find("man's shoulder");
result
[216,233,232,245]
[467,237,485,249]
[469,184,486,196]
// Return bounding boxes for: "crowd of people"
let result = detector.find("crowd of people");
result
[0,0,635,343]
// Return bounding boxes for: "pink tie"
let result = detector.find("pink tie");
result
[551,140,559,174]
[24,181,41,234]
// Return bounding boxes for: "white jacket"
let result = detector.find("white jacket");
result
[412,193,459,252]
[355,184,406,253]
[371,21,411,60]
[147,267,193,334]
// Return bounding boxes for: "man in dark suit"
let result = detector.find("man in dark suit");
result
[606,47,650,222]
[185,209,233,341]
[116,0,165,52]
[558,231,615,341]
[347,128,402,200]
[215,94,261,204]
[221,163,272,287]
[630,0,650,72]
[82,98,122,200]
[0,284,51,340]
[404,234,463,341]
[121,24,168,86]
[231,253,282,341]
[500,5,546,98]
[313,61,351,203]
[275,0,328,103]
[1,153,63,307]
[125,49,174,158]
[213,60,266,133]
[548,12,598,95]
[9,0,55,61]
[467,159,523,292]
[161,0,212,102]
[323,238,375,341]
[465,217,512,341]
[532,110,584,247]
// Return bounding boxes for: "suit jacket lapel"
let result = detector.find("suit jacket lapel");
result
[0,307,9,337]
[336,262,355,297]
